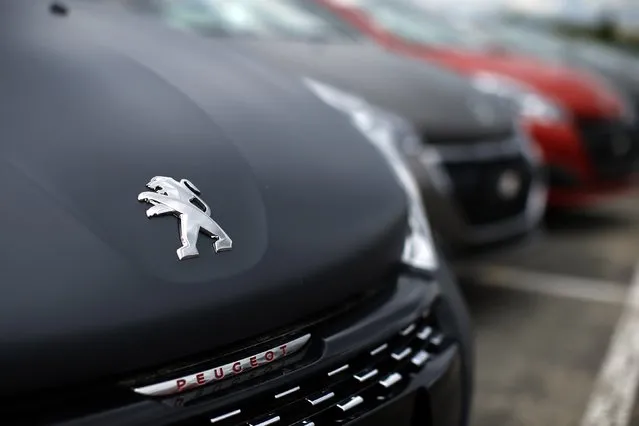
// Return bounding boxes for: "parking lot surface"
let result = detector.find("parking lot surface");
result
[456,191,639,426]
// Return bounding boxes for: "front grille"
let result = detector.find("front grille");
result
[423,128,515,146]
[444,157,534,227]
[576,118,639,180]
[170,311,449,426]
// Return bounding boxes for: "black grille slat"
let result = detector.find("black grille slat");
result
[193,312,449,426]
[577,118,639,180]
[444,157,534,226]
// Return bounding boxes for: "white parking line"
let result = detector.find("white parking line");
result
[457,264,627,305]
[581,263,639,426]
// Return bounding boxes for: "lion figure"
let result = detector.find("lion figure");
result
[138,176,233,260]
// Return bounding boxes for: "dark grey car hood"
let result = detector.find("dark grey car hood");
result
[0,2,407,394]
[229,40,515,142]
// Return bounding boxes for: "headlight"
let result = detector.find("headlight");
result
[304,78,438,272]
[472,72,566,123]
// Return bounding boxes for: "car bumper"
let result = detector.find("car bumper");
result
[12,268,471,426]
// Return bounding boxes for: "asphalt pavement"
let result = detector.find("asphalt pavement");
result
[455,190,639,426]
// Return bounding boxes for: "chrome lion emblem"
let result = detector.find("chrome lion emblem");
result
[138,176,232,260]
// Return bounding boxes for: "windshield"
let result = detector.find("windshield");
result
[479,23,568,59]
[126,0,361,41]
[340,0,488,49]
[573,40,639,69]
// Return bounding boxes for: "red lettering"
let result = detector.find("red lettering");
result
[250,356,258,367]
[213,367,224,379]
[232,362,242,373]
[280,344,287,356]
[196,373,206,385]
[176,379,187,391]
[265,351,275,362]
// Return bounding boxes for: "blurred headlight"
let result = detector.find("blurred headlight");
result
[472,72,566,123]
[304,78,438,272]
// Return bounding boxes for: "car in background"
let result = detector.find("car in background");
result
[2,1,472,425]
[317,0,639,208]
[125,0,546,257]
[452,19,639,117]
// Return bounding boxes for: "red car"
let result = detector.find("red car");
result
[314,0,639,208]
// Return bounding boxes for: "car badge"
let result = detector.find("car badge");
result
[132,334,311,396]
[138,176,232,260]
[497,169,522,200]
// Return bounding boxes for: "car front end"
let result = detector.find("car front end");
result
[0,2,472,425]
[470,71,639,208]
[405,121,546,254]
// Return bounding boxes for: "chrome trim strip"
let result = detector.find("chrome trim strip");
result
[210,409,241,424]
[411,350,430,367]
[379,372,402,388]
[306,391,335,406]
[337,396,364,412]
[391,347,412,361]
[417,326,433,341]
[275,386,301,399]
[327,364,349,377]
[354,368,379,383]
[370,343,388,356]
[400,323,416,336]
[430,333,445,346]
[250,415,281,426]
[133,334,311,396]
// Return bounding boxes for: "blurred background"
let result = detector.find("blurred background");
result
[415,0,639,52]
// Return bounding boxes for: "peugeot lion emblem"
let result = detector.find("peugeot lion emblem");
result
[138,176,232,260]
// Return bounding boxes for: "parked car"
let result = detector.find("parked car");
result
[126,0,546,256]
[317,0,639,208]
[453,19,639,118]
[1,1,473,425]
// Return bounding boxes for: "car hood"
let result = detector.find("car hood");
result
[230,40,515,143]
[424,48,623,119]
[0,2,408,394]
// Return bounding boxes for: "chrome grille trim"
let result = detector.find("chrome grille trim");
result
[391,347,412,361]
[411,350,430,367]
[249,415,281,426]
[337,396,364,412]
[327,364,349,377]
[274,386,301,399]
[306,391,335,406]
[369,343,388,356]
[176,312,450,425]
[210,409,241,424]
[353,368,379,383]
[417,326,433,341]
[134,334,311,397]
[399,323,416,336]
[379,372,403,389]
